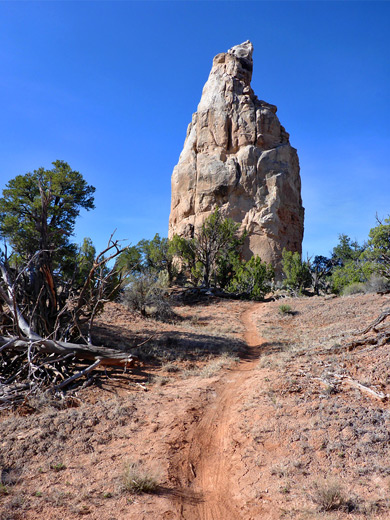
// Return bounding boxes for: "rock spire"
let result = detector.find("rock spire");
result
[168,41,304,276]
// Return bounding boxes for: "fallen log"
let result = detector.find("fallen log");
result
[0,335,135,367]
[314,373,388,402]
[343,330,390,352]
[341,376,387,402]
[55,359,102,390]
[353,309,390,335]
[331,372,387,402]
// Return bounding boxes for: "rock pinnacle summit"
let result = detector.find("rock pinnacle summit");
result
[168,41,304,275]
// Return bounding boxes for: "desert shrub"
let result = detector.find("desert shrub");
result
[310,479,353,512]
[364,273,389,293]
[278,304,292,315]
[331,261,373,294]
[341,274,389,296]
[122,273,174,320]
[122,461,159,494]
[227,256,274,299]
[162,363,181,373]
[50,462,66,472]
[342,282,365,296]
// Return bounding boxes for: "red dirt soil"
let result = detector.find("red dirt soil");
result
[1,293,390,520]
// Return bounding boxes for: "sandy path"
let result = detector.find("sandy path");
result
[169,303,263,519]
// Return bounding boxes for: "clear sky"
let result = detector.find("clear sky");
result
[0,1,389,259]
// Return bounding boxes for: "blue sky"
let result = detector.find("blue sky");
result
[0,1,389,259]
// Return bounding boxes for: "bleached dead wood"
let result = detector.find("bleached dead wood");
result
[0,243,140,410]
[341,376,387,402]
[0,261,41,340]
[55,359,102,390]
[0,336,134,367]
[316,372,387,402]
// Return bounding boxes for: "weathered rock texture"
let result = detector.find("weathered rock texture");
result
[168,41,304,275]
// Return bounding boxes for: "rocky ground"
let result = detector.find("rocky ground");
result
[1,293,390,519]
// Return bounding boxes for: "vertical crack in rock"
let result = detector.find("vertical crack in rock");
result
[168,40,304,276]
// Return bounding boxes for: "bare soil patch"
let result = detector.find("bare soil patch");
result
[1,293,390,519]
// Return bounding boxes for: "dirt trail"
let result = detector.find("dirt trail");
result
[169,304,263,520]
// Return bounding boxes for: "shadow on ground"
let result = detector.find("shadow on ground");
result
[93,325,246,364]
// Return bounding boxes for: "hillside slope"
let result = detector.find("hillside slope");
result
[1,293,389,519]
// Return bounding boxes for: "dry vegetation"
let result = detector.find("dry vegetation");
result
[1,293,390,519]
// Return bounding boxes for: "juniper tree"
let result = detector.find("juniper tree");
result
[0,160,95,336]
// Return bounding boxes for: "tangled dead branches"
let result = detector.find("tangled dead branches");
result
[0,337,135,410]
[0,236,139,410]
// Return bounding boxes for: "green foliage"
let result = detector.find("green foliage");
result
[51,462,66,472]
[138,234,176,283]
[227,256,274,299]
[169,234,202,285]
[0,161,96,337]
[341,282,365,296]
[115,234,177,286]
[192,208,241,288]
[328,221,390,294]
[332,234,364,264]
[0,484,9,495]
[115,245,142,282]
[216,229,247,289]
[172,208,241,288]
[282,249,312,292]
[310,255,334,295]
[122,272,173,320]
[278,304,292,315]
[331,262,371,294]
[0,160,95,265]
[75,237,96,288]
[330,234,374,294]
[366,216,390,280]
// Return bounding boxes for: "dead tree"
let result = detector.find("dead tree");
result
[0,237,137,409]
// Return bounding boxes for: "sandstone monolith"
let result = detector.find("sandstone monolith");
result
[168,41,304,276]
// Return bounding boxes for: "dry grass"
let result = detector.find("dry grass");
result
[310,479,354,512]
[121,461,159,494]
[181,353,238,379]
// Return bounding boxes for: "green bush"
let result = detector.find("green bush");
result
[341,282,365,296]
[330,234,375,294]
[282,249,312,293]
[122,273,174,320]
[171,208,242,288]
[278,304,292,315]
[331,260,374,294]
[340,274,389,296]
[227,256,274,300]
[366,216,390,281]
